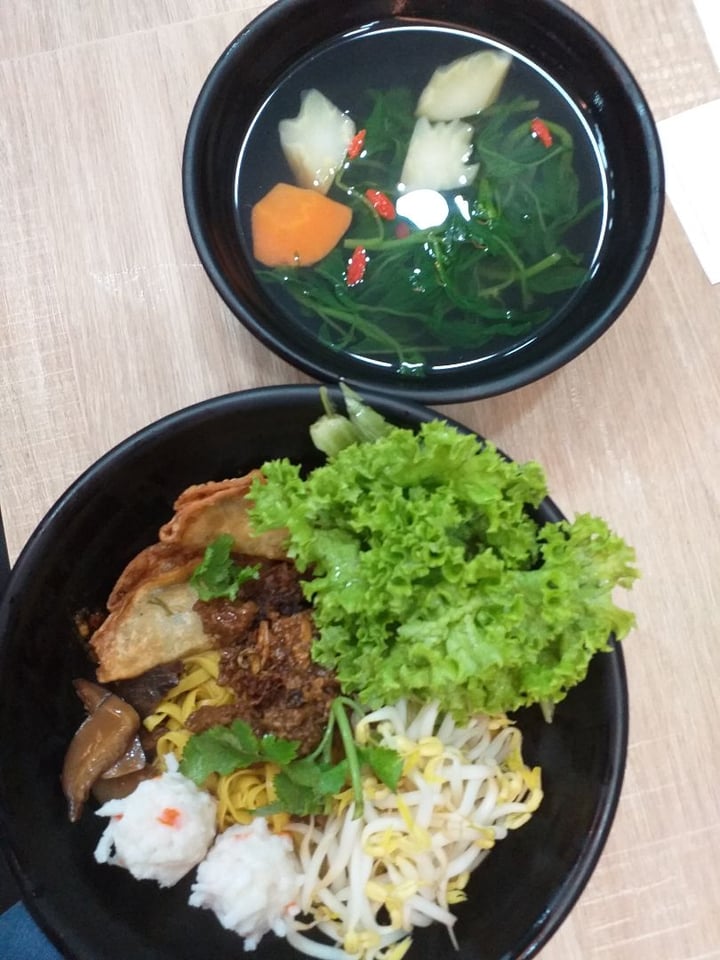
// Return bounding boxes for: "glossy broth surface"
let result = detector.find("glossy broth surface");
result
[235,23,608,380]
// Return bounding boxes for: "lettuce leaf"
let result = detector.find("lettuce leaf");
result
[249,420,638,720]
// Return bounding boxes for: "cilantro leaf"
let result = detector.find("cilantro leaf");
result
[271,771,325,816]
[315,759,349,796]
[178,701,403,820]
[359,745,403,791]
[280,758,320,787]
[259,734,302,766]
[179,719,300,785]
[268,759,349,816]
[190,534,260,601]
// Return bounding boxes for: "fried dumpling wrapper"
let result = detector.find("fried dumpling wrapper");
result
[91,473,288,683]
[91,546,208,683]
[158,472,288,559]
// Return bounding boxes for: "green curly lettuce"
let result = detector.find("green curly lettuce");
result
[248,419,637,720]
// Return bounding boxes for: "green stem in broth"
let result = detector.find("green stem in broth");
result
[476,251,562,300]
[342,228,434,251]
[259,89,601,368]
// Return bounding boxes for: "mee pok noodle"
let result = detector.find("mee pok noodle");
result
[145,651,289,833]
[236,24,607,380]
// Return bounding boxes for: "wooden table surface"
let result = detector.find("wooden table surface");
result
[1,0,719,957]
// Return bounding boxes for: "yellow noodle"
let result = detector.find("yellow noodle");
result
[215,765,289,833]
[156,729,192,757]
[144,650,287,831]
[144,651,233,734]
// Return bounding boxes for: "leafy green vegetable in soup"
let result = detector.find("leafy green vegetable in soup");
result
[249,416,637,721]
[246,35,604,376]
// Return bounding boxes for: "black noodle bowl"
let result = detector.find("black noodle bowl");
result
[0,385,628,960]
[183,0,664,402]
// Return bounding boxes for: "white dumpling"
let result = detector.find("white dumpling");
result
[399,117,480,192]
[416,50,512,121]
[279,89,356,194]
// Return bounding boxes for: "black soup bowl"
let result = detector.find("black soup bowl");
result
[183,0,664,403]
[0,385,627,960]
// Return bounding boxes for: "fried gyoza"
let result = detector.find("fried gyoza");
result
[158,472,287,559]
[90,473,288,682]
[91,545,207,683]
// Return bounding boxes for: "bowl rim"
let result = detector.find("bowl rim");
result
[0,384,629,959]
[182,0,665,403]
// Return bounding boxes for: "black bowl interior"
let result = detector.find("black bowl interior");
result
[0,385,627,960]
[183,0,664,403]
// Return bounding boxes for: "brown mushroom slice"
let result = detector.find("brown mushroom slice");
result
[61,689,140,822]
[91,767,156,805]
[73,677,111,713]
[100,735,146,779]
[113,660,184,716]
[158,471,288,559]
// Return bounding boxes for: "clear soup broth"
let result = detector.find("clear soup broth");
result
[235,23,608,380]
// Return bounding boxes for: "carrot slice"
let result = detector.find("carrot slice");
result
[157,806,181,827]
[251,182,352,267]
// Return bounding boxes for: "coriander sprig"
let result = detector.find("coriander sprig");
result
[178,698,402,818]
[189,534,260,601]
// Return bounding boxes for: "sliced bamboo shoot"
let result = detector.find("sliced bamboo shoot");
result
[279,89,356,194]
[400,117,480,192]
[416,50,512,121]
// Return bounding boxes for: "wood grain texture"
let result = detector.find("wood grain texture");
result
[1,0,719,956]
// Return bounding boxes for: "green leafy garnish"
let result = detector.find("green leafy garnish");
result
[359,745,404,791]
[270,759,350,816]
[265,746,402,817]
[179,700,403,818]
[179,720,300,783]
[249,413,638,720]
[189,534,260,601]
[259,90,602,373]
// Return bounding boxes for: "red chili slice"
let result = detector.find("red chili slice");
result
[346,129,366,160]
[364,188,396,220]
[530,117,553,148]
[346,246,369,286]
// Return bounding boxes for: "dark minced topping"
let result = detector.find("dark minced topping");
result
[109,556,338,758]
[189,608,339,755]
[164,555,337,755]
